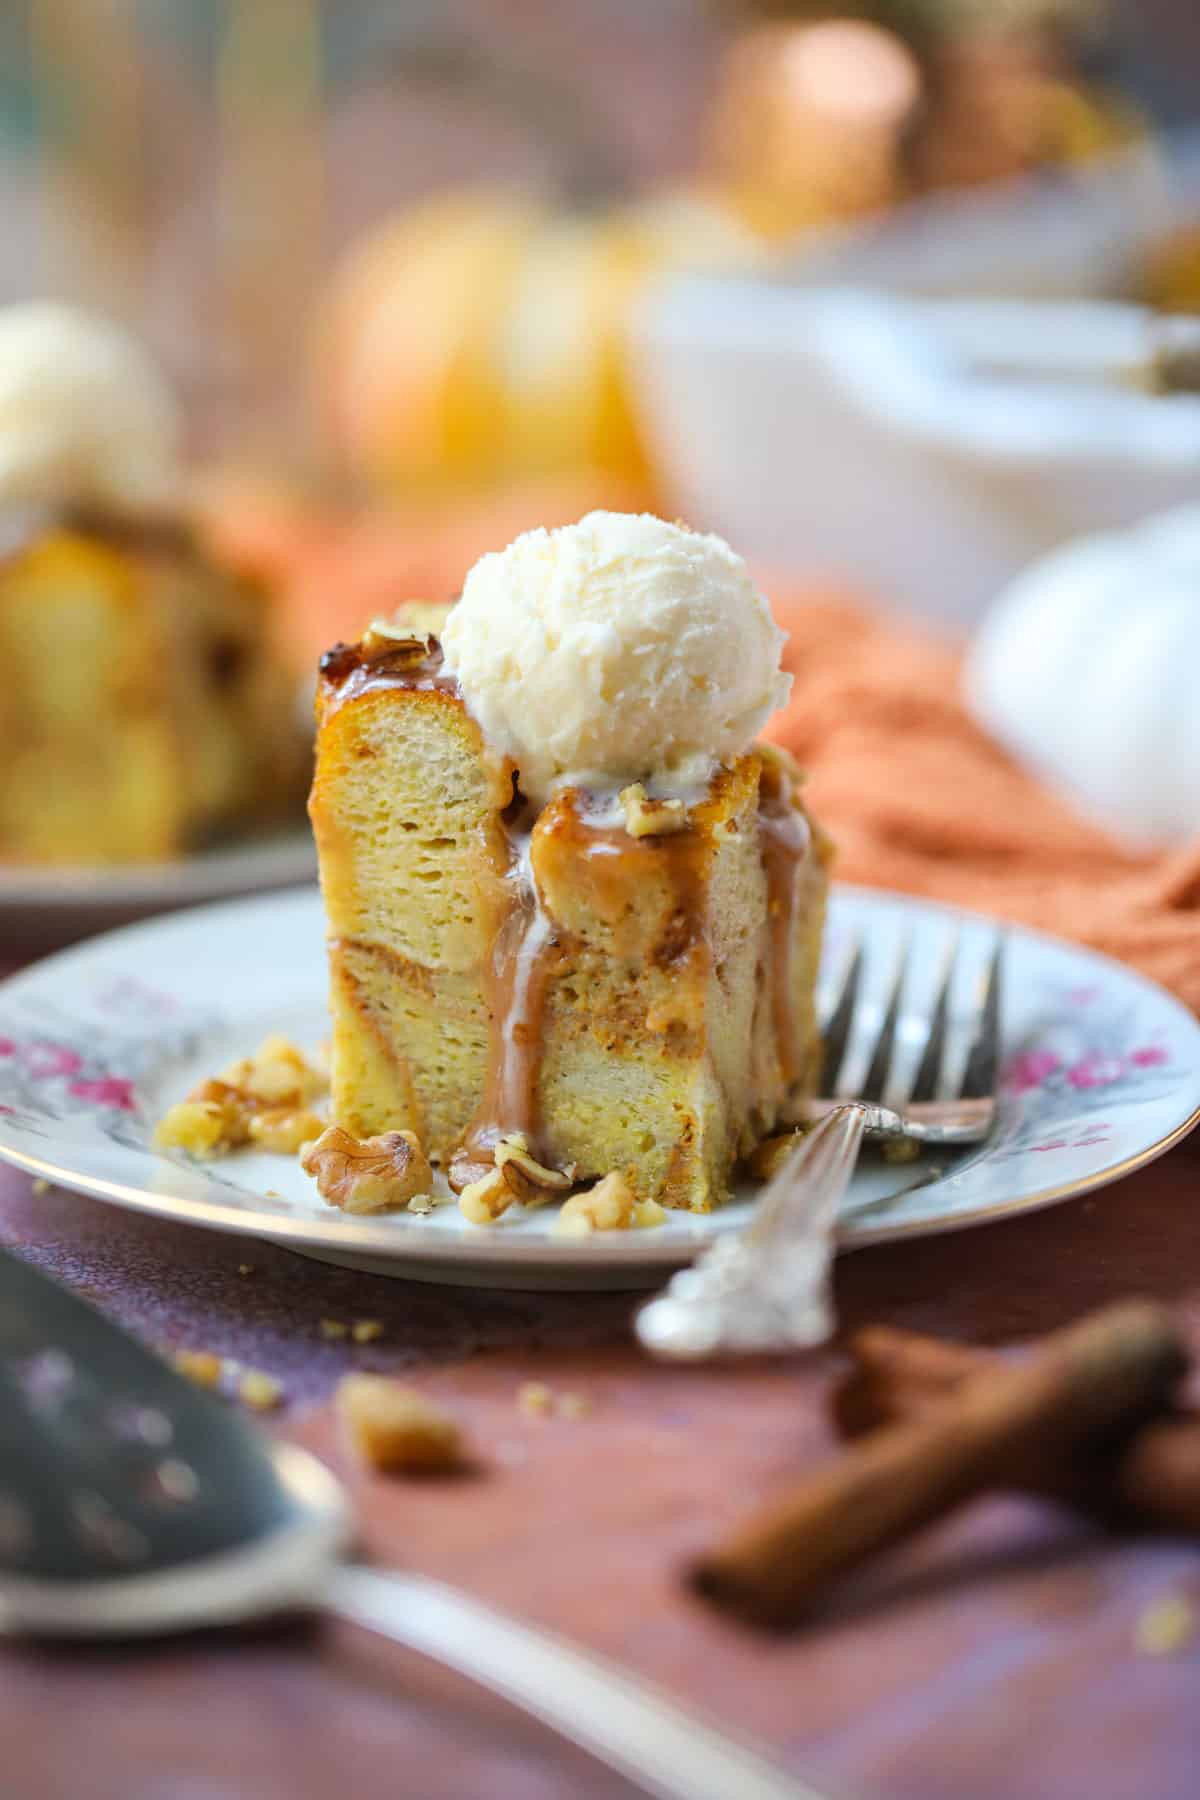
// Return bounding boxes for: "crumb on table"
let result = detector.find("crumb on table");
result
[238,1368,284,1411]
[1135,1594,1196,1656]
[337,1374,464,1473]
[172,1348,223,1389]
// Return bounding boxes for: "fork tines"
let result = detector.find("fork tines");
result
[820,929,1005,1112]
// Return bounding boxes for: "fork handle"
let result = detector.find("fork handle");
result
[324,1565,819,1800]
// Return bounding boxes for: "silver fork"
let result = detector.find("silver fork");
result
[636,934,1004,1361]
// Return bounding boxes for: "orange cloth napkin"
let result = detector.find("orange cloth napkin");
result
[767,592,1200,1014]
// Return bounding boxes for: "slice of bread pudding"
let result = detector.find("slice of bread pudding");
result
[311,627,831,1212]
[0,507,305,863]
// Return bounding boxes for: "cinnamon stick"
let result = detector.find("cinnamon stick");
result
[835,1323,1200,1534]
[693,1302,1186,1628]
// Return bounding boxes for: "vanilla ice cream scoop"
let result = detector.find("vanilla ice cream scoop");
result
[440,512,791,801]
[0,303,181,511]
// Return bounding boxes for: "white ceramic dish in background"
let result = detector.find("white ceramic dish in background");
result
[628,279,1200,634]
[0,831,317,952]
[627,132,1200,634]
[0,884,1196,1290]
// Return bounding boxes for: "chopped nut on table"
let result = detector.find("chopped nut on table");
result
[338,1374,463,1473]
[172,1348,223,1389]
[517,1381,592,1420]
[301,1124,433,1214]
[1134,1594,1196,1657]
[238,1368,284,1411]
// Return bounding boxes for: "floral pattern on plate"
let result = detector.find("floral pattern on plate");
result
[0,884,1196,1287]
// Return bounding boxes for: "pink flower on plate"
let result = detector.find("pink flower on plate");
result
[0,1038,15,1058]
[1065,1054,1126,1091]
[1031,1138,1069,1153]
[67,1077,137,1113]
[0,1104,13,1116]
[23,1043,83,1079]
[1005,1049,1062,1094]
[1130,1044,1170,1069]
[1067,985,1103,1007]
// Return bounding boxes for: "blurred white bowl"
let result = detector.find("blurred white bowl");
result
[628,277,1200,634]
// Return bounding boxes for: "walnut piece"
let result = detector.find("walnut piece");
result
[219,1035,327,1109]
[495,1133,574,1206]
[458,1167,514,1226]
[155,1037,329,1160]
[359,618,435,663]
[154,1093,247,1158]
[301,1124,433,1214]
[619,782,688,839]
[247,1106,327,1154]
[555,1172,638,1234]
[448,1150,495,1195]
[338,1374,463,1473]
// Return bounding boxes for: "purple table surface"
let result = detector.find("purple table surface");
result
[2,1136,1200,1800]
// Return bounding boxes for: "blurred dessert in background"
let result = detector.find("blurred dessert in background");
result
[309,512,831,1214]
[0,305,306,865]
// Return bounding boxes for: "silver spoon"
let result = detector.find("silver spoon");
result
[0,1245,815,1800]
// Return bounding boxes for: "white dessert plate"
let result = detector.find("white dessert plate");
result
[0,884,1197,1290]
[0,831,317,949]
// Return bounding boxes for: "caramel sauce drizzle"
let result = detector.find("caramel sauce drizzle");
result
[463,829,557,1163]
[757,762,812,1093]
[457,791,716,1172]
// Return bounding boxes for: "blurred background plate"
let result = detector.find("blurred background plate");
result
[0,832,317,954]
